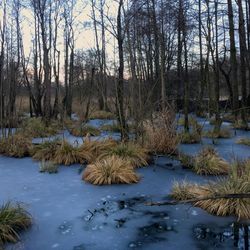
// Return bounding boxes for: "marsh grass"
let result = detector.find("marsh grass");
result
[54,141,91,165]
[100,123,121,133]
[70,125,101,137]
[194,147,229,175]
[39,161,58,174]
[171,160,250,219]
[79,139,118,163]
[89,110,115,120]
[97,142,149,168]
[0,202,32,245]
[144,109,179,155]
[31,139,61,161]
[178,153,194,169]
[203,128,232,139]
[0,135,32,158]
[232,120,250,131]
[19,118,60,138]
[83,156,139,185]
[179,131,201,144]
[236,138,250,146]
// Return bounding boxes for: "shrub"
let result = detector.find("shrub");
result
[97,143,149,168]
[54,141,91,165]
[89,110,115,120]
[0,202,32,245]
[193,147,229,175]
[83,156,140,185]
[144,108,179,155]
[79,139,118,163]
[0,135,32,158]
[237,138,250,146]
[31,139,61,161]
[39,161,58,174]
[70,125,101,137]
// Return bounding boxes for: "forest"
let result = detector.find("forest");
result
[0,0,250,249]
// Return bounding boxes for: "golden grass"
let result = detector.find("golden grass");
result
[89,110,115,120]
[0,135,32,158]
[194,147,230,175]
[0,202,32,245]
[79,139,118,163]
[54,141,91,165]
[39,161,58,174]
[178,153,194,169]
[144,109,179,155]
[31,140,61,161]
[237,138,250,146]
[171,181,210,200]
[171,160,250,219]
[83,156,140,185]
[70,125,101,137]
[97,143,149,168]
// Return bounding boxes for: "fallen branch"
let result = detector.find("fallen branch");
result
[146,193,250,206]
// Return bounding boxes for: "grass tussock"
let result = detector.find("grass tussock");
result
[232,120,249,130]
[171,181,210,201]
[79,139,118,163]
[97,143,149,168]
[194,147,229,175]
[83,156,139,185]
[178,153,194,169]
[237,138,250,146]
[54,141,91,165]
[39,161,58,174]
[203,128,232,139]
[0,202,32,245]
[100,123,121,133]
[179,131,201,144]
[31,139,61,161]
[171,160,250,219]
[19,118,60,138]
[144,109,179,155]
[0,135,32,158]
[89,110,115,120]
[70,125,101,137]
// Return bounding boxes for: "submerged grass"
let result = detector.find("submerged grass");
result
[39,161,58,174]
[70,125,101,137]
[179,131,201,144]
[83,156,139,185]
[237,138,250,146]
[89,110,115,120]
[0,202,32,246]
[203,128,232,139]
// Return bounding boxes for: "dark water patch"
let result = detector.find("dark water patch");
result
[193,222,250,249]
[117,196,147,210]
[73,244,85,250]
[143,211,169,220]
[128,221,174,249]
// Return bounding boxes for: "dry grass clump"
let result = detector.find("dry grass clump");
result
[171,159,250,219]
[19,117,60,138]
[179,131,201,144]
[97,143,149,168]
[178,153,194,169]
[237,137,250,146]
[70,125,101,137]
[144,108,179,155]
[232,120,249,130]
[89,110,115,120]
[83,156,139,185]
[0,135,32,158]
[0,202,32,245]
[39,161,58,174]
[194,147,229,175]
[54,141,91,165]
[203,128,232,139]
[31,140,61,161]
[171,181,210,201]
[79,139,118,163]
